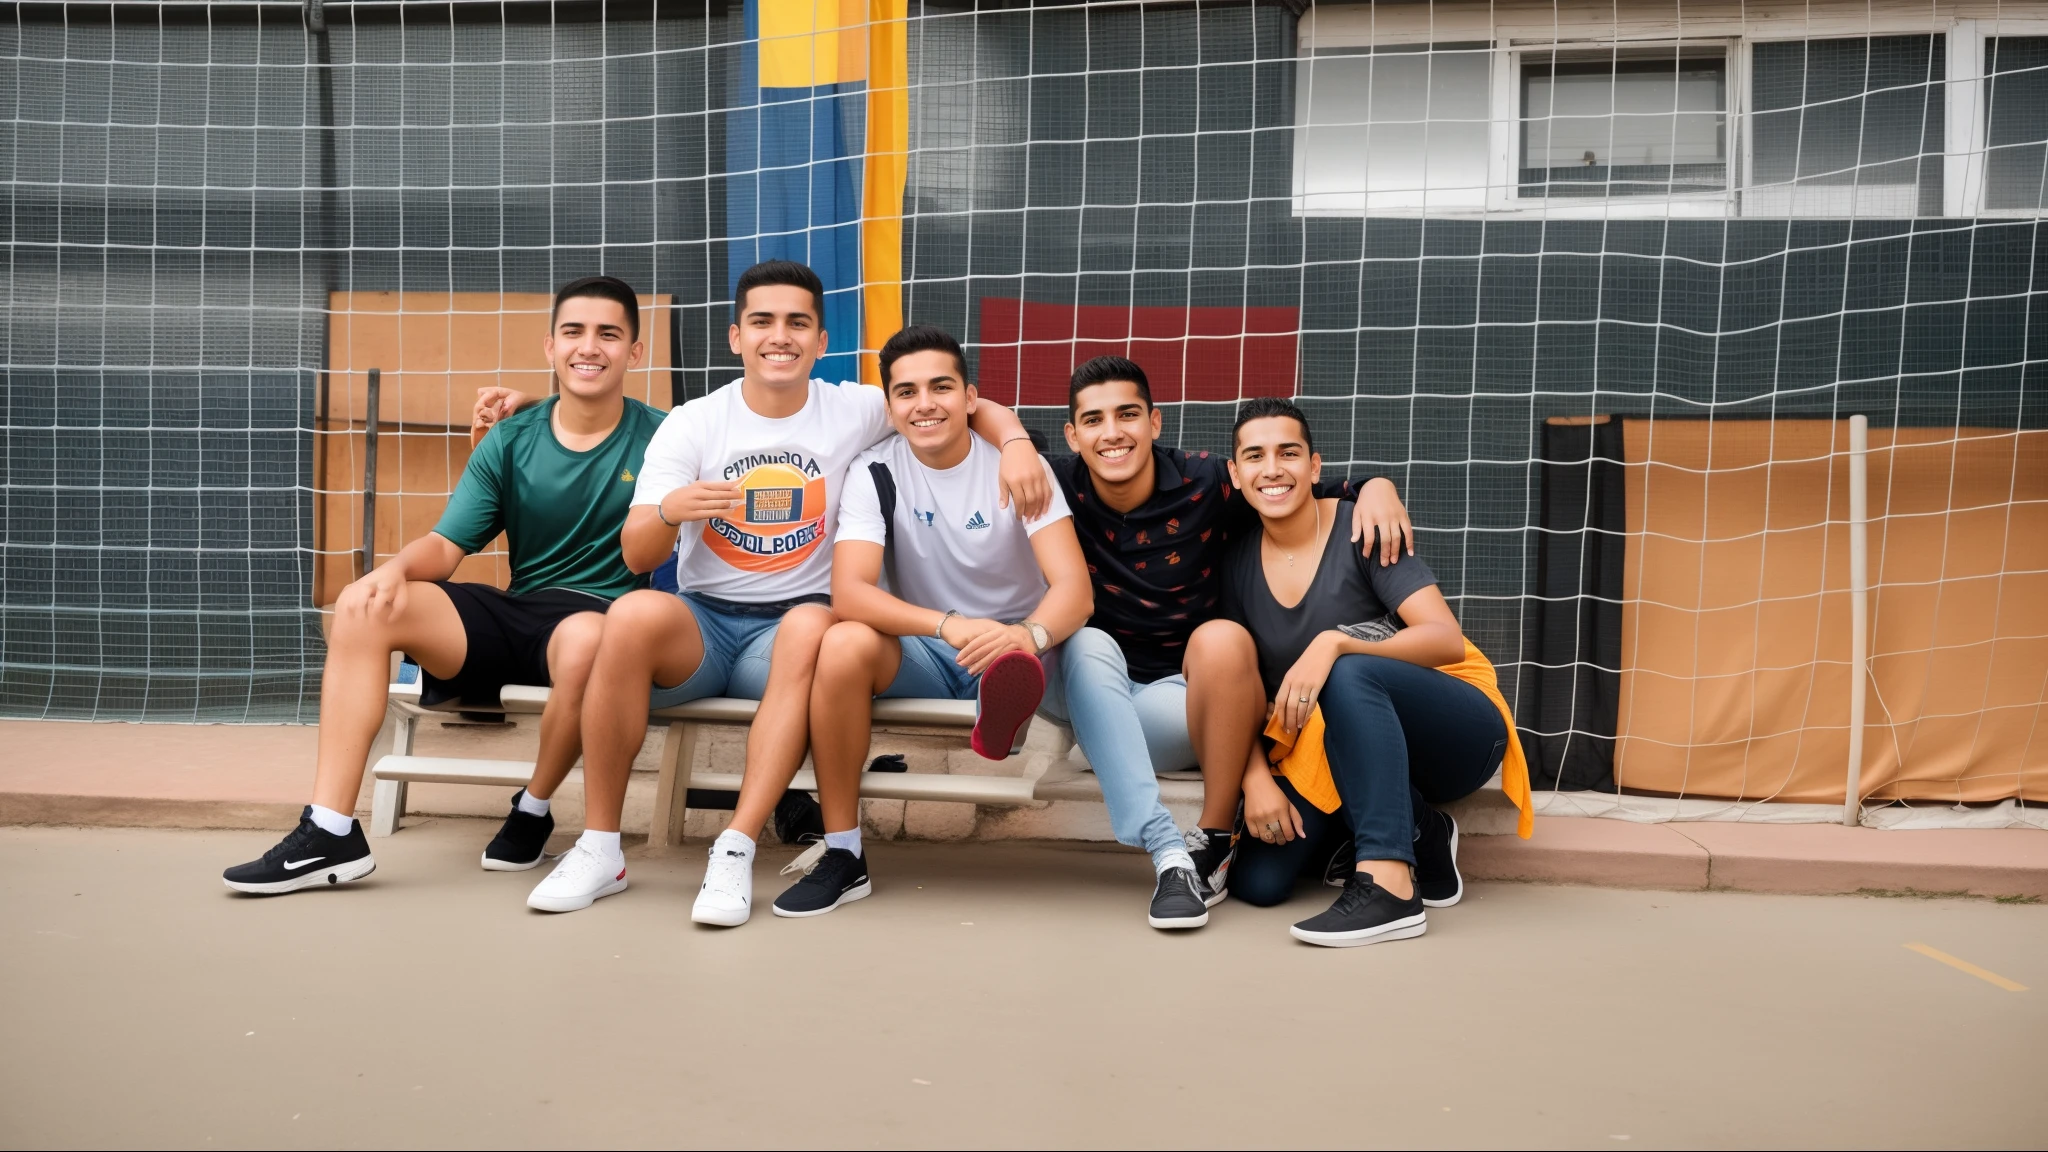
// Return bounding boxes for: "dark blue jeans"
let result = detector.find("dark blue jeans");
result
[1234,654,1506,907]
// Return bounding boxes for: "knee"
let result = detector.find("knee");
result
[546,616,604,693]
[1230,869,1292,908]
[770,604,837,669]
[1183,619,1256,678]
[1063,627,1123,670]
[1326,653,1400,695]
[817,621,882,679]
[593,591,675,662]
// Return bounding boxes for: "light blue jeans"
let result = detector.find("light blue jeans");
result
[1039,627,1193,868]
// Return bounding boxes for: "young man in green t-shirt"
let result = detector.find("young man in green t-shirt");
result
[222,276,667,894]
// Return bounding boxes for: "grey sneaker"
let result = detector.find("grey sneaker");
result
[1147,866,1211,929]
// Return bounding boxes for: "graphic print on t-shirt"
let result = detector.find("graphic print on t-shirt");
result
[703,451,830,573]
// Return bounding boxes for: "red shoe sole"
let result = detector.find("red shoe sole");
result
[972,651,1045,760]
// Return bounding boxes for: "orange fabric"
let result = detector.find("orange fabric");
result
[1261,641,1534,839]
[1619,420,2048,803]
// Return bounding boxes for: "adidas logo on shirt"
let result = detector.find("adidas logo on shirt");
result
[964,511,991,530]
[913,508,936,527]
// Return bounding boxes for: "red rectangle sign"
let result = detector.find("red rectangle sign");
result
[975,298,1300,407]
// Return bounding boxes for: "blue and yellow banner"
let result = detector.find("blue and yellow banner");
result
[727,0,906,386]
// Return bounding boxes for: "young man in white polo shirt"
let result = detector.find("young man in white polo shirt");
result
[771,327,1206,928]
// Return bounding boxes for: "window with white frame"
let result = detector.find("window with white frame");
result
[1518,48,1730,199]
[1294,42,1493,213]
[1984,36,2048,213]
[1747,35,1946,217]
[1291,13,2034,220]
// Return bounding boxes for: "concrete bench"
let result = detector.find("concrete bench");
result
[371,682,1078,841]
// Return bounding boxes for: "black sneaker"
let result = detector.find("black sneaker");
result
[223,808,376,894]
[1147,866,1211,929]
[772,788,826,846]
[482,790,555,872]
[1183,827,1236,906]
[1322,837,1357,888]
[771,847,872,918]
[1414,808,1463,908]
[1289,871,1427,948]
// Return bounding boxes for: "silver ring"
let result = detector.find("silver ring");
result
[1297,695,1310,703]
[1265,822,1280,832]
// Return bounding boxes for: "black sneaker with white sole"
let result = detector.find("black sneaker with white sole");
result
[1183,827,1236,906]
[1147,866,1211,929]
[1289,871,1427,948]
[223,808,376,894]
[771,847,872,917]
[481,790,554,871]
[1413,807,1463,908]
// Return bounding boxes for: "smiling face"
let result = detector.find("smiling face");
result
[728,282,825,390]
[885,348,975,462]
[1227,414,1321,520]
[1064,379,1161,485]
[544,295,642,402]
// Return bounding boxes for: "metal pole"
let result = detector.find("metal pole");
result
[362,368,380,580]
[1842,414,1869,826]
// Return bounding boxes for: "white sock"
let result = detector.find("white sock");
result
[577,829,623,863]
[516,790,551,817]
[308,804,355,837]
[824,827,863,858]
[713,828,756,856]
[1155,848,1196,876]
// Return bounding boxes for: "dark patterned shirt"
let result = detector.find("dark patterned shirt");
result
[1052,447,1369,684]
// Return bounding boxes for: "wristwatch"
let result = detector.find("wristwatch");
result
[1019,619,1050,655]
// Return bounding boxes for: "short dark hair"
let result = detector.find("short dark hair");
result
[879,324,969,386]
[1067,356,1152,417]
[552,275,640,341]
[1231,395,1315,455]
[733,260,826,325]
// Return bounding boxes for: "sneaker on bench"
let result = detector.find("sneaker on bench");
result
[482,789,554,871]
[971,650,1045,760]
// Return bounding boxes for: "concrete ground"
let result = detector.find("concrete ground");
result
[3,821,2044,1150]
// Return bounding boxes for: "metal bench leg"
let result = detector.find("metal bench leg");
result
[649,720,701,849]
[369,713,417,838]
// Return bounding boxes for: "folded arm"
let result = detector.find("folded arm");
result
[950,518,1094,675]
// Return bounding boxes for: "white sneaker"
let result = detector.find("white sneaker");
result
[525,843,628,913]
[690,836,754,927]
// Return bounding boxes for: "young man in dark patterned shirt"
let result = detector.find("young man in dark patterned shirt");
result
[1040,357,1412,900]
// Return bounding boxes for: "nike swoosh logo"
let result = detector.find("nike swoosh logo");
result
[284,857,325,870]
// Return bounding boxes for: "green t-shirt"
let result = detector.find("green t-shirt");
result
[433,396,666,599]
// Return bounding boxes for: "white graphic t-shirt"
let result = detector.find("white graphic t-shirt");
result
[836,434,1071,623]
[632,378,892,602]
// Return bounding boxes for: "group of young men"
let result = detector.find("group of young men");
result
[223,261,1413,931]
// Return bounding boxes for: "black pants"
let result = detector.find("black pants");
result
[1234,654,1506,907]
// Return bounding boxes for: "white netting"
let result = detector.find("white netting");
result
[1,0,2042,820]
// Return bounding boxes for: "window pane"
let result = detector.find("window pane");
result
[1519,53,1727,197]
[1985,37,2048,212]
[1749,36,1944,217]
[1297,43,1492,210]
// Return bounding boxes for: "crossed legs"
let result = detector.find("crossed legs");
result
[1181,619,1267,831]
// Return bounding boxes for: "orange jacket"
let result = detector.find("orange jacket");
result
[1262,639,1534,839]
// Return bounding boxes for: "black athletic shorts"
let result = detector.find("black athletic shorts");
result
[415,583,614,708]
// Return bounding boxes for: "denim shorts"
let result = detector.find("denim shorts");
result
[878,634,982,701]
[647,592,826,709]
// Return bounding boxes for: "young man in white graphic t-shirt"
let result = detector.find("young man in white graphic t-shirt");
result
[769,326,1118,919]
[523,261,1052,923]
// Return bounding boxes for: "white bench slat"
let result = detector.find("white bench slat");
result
[403,682,980,730]
[372,755,1037,808]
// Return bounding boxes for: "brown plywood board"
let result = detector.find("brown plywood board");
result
[1617,419,2047,804]
[313,292,671,605]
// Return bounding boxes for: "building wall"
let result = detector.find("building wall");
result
[2,0,2041,722]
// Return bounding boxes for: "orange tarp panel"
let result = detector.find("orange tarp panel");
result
[1617,419,2048,804]
[315,292,672,606]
